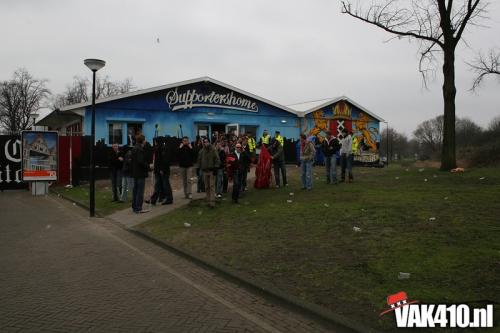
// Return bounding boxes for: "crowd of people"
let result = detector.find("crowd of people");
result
[108,128,358,213]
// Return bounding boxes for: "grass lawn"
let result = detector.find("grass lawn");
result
[51,181,129,216]
[137,163,500,332]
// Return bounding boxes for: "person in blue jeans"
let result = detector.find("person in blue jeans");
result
[321,131,341,184]
[131,134,149,213]
[300,134,315,190]
[340,129,354,183]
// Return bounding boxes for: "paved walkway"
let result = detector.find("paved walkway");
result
[108,188,205,228]
[0,190,337,332]
[110,167,255,228]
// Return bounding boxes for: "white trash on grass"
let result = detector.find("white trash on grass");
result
[428,217,436,221]
[398,272,411,279]
[183,223,191,228]
[353,226,361,232]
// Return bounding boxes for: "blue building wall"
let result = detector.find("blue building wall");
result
[83,81,300,145]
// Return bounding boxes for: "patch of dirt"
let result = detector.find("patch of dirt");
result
[413,160,441,168]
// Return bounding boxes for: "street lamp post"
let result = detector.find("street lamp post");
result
[30,112,39,130]
[84,58,105,217]
[386,121,390,167]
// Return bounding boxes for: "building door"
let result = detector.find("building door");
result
[211,123,226,135]
[226,123,239,136]
[126,123,143,146]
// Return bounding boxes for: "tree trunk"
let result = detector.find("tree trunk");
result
[440,47,457,171]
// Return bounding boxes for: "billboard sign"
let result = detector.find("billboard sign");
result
[0,135,27,190]
[22,131,58,181]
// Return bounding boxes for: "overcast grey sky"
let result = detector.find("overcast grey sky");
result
[1,0,499,135]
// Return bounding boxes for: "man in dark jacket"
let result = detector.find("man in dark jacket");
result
[146,137,173,205]
[119,147,134,202]
[109,144,123,202]
[216,141,227,198]
[131,134,149,213]
[227,143,245,203]
[240,138,251,191]
[197,138,220,208]
[271,139,287,187]
[321,131,341,184]
[178,136,194,199]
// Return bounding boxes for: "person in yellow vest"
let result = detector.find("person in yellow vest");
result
[352,135,359,155]
[259,129,271,148]
[247,133,256,163]
[350,135,360,183]
[274,130,284,147]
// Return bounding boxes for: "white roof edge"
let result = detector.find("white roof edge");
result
[60,76,300,116]
[298,96,385,122]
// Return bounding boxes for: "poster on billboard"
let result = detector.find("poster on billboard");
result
[21,131,58,181]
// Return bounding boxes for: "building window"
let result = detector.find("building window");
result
[241,125,257,138]
[108,123,123,144]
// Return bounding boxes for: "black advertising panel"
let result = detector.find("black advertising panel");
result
[0,135,27,190]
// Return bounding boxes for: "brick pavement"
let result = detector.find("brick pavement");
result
[0,190,339,332]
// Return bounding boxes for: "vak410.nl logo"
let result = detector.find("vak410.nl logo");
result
[380,292,494,328]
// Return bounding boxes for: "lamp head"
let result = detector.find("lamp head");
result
[84,58,106,72]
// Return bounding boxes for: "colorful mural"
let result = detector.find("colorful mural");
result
[303,100,381,164]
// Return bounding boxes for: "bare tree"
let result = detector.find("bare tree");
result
[341,0,488,170]
[455,117,483,146]
[488,115,500,133]
[469,48,500,90]
[414,115,444,157]
[54,75,135,108]
[0,68,50,134]
[380,127,414,160]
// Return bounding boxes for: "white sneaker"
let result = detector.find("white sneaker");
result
[187,194,193,199]
[216,194,222,198]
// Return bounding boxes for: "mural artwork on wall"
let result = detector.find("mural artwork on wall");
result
[304,101,381,164]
